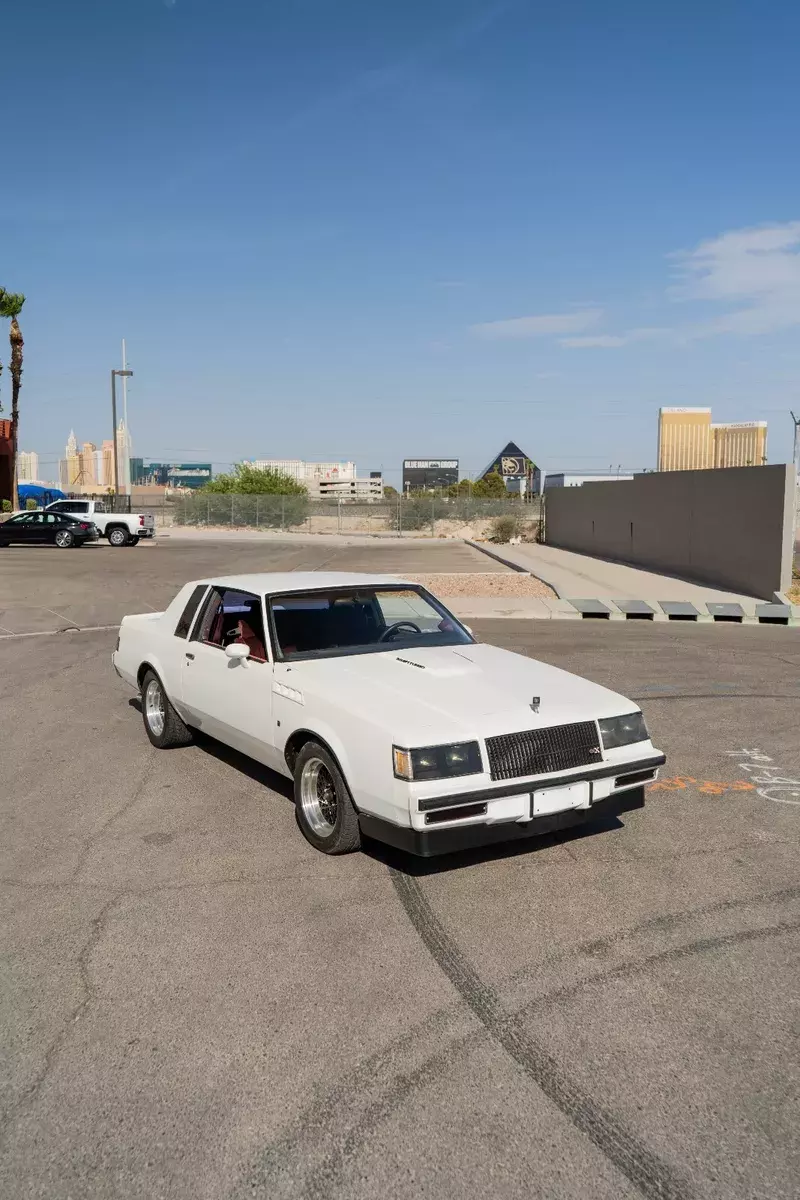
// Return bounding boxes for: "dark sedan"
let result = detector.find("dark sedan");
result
[0,510,99,548]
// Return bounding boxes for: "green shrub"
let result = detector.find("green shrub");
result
[25,498,38,510]
[1,499,11,513]
[489,514,522,543]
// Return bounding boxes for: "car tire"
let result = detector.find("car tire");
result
[294,741,361,855]
[108,526,128,547]
[140,669,193,749]
[54,530,75,549]
[127,536,140,546]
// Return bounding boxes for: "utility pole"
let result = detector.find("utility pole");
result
[121,339,130,495]
[791,411,800,541]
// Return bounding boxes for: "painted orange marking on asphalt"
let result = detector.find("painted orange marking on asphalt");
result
[648,777,755,796]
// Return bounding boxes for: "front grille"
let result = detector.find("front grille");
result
[485,721,602,781]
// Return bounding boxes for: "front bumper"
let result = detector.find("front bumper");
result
[360,786,647,857]
[362,750,665,857]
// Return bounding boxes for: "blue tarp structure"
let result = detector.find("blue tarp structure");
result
[17,483,66,508]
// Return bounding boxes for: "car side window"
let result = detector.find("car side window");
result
[174,585,208,639]
[72,502,89,514]
[43,514,58,524]
[192,587,268,662]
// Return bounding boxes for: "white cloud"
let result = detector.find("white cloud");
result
[672,220,800,338]
[471,308,603,340]
[560,327,668,349]
[469,221,800,352]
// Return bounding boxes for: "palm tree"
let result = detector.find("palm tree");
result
[0,288,26,510]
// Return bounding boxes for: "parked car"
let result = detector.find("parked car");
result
[0,510,99,548]
[112,572,665,857]
[45,499,155,546]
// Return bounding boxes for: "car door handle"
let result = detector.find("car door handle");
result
[185,652,195,660]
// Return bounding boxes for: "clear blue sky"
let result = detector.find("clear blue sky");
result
[3,0,800,484]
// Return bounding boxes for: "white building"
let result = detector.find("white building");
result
[17,450,39,482]
[250,459,356,483]
[544,472,634,489]
[248,459,382,499]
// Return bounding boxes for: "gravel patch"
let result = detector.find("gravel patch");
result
[402,572,556,599]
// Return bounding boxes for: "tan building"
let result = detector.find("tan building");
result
[711,421,767,468]
[658,408,768,471]
[79,442,97,486]
[657,408,713,471]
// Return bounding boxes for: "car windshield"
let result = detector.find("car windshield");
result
[269,586,472,660]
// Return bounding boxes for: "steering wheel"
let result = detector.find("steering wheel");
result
[379,620,422,642]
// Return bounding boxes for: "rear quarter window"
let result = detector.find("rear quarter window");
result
[174,585,208,639]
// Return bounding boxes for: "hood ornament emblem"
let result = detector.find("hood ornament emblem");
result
[530,696,541,713]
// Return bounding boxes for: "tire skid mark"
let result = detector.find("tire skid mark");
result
[509,918,800,1020]
[234,1006,482,1199]
[232,880,800,1199]
[389,869,693,1200]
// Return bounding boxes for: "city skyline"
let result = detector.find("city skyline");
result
[4,2,800,473]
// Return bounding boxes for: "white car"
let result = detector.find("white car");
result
[112,572,665,857]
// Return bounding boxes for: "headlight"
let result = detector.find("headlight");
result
[598,712,649,750]
[393,741,482,781]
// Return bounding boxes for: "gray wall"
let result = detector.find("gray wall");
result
[544,464,796,599]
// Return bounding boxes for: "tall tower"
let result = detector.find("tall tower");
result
[116,420,132,494]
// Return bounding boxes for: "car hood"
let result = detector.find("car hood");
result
[291,642,639,742]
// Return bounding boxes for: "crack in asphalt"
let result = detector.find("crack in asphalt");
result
[70,752,159,881]
[0,890,127,1143]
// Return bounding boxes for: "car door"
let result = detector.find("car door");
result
[0,514,32,544]
[180,586,280,767]
[9,513,43,543]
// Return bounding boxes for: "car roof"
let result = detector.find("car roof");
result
[191,571,414,595]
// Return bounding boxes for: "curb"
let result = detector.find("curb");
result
[448,597,799,625]
[465,539,560,591]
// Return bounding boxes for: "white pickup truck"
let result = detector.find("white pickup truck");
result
[45,499,156,546]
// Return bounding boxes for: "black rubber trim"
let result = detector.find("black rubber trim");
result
[360,787,646,857]
[416,753,665,812]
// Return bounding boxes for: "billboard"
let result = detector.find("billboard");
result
[131,461,213,489]
[402,458,459,492]
[481,441,535,480]
[165,464,212,488]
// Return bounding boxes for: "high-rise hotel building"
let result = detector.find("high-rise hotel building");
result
[657,408,767,471]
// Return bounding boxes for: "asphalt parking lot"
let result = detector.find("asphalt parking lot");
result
[0,537,508,633]
[2,540,799,1200]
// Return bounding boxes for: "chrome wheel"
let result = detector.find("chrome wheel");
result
[144,678,165,738]
[300,757,338,836]
[55,530,73,548]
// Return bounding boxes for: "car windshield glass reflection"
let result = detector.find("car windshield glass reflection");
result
[270,587,471,660]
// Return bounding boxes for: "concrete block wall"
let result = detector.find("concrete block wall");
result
[544,464,796,600]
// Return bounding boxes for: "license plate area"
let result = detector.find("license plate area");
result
[531,780,590,816]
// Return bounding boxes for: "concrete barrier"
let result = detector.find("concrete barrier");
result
[544,464,796,600]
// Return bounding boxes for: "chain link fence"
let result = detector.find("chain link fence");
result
[165,493,543,538]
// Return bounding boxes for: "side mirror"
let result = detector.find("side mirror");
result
[225,642,250,664]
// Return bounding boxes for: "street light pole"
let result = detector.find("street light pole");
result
[111,368,133,499]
